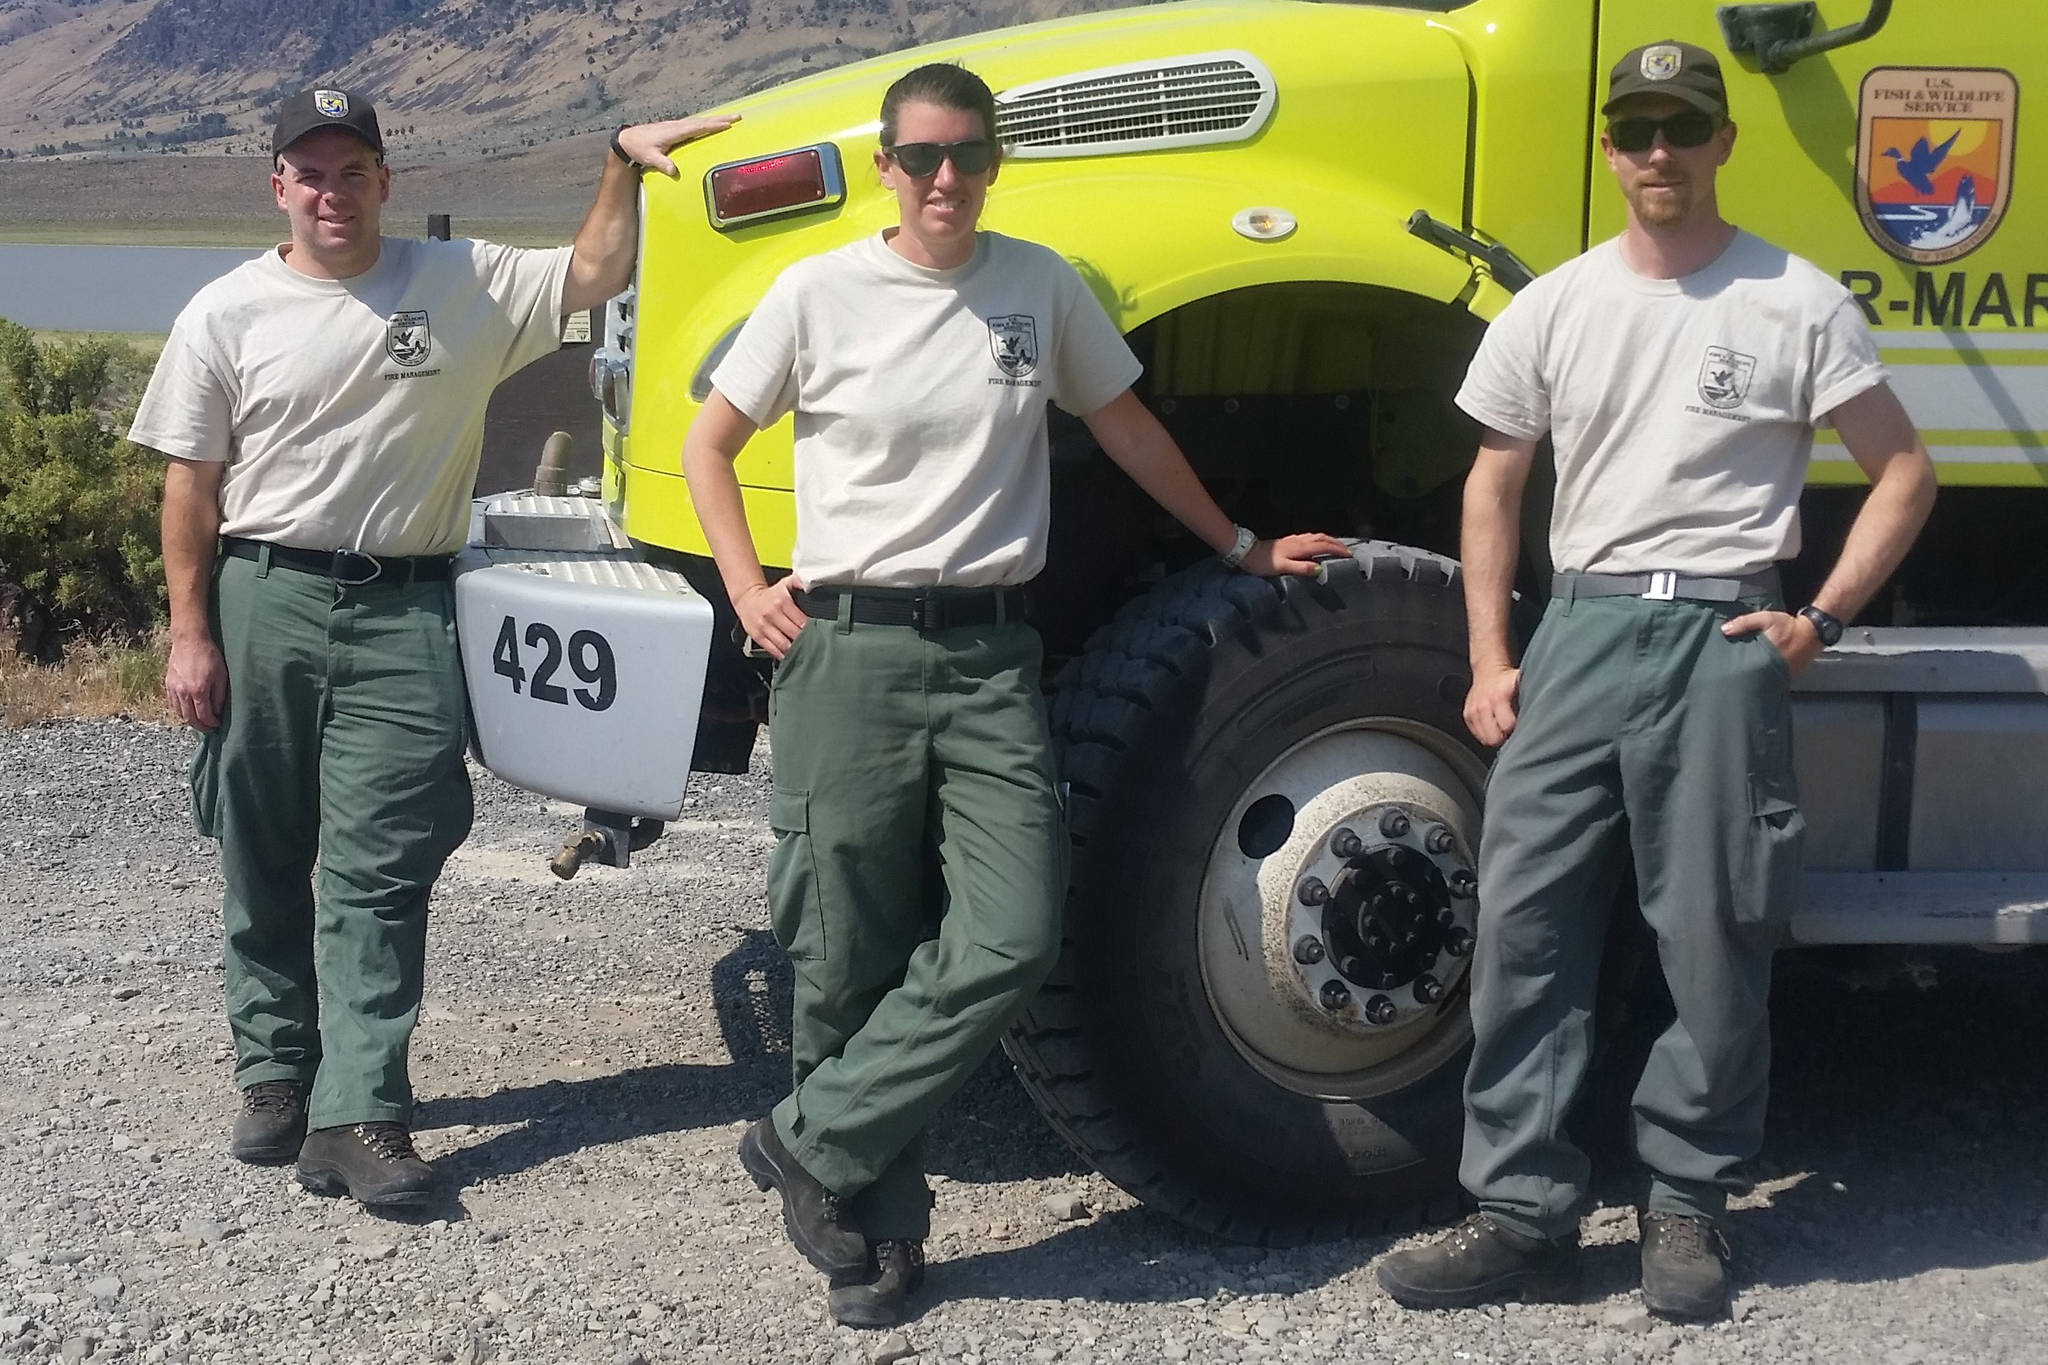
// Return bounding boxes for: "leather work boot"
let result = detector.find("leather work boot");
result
[827,1239,927,1328]
[1640,1211,1732,1320]
[229,1080,307,1164]
[296,1122,437,1209]
[738,1118,868,1278]
[1376,1213,1581,1309]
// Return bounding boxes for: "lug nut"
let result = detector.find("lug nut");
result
[1363,994,1399,1025]
[1330,827,1363,859]
[1297,876,1329,906]
[1425,825,1456,854]
[1448,869,1478,899]
[1379,809,1411,839]
[1292,935,1325,965]
[1414,973,1444,1004]
[1319,981,1353,1012]
[1447,927,1474,957]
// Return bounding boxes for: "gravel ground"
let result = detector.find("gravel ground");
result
[3,717,2045,1365]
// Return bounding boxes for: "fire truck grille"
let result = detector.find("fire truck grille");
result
[995,53,1276,158]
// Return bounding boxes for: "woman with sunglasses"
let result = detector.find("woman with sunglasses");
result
[682,61,1346,1327]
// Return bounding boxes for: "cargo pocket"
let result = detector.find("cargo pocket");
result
[187,732,223,840]
[766,787,826,961]
[1741,769,1805,928]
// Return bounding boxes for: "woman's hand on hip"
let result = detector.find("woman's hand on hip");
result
[1239,532,1352,577]
[735,576,809,661]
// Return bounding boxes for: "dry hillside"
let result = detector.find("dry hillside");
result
[0,0,1128,232]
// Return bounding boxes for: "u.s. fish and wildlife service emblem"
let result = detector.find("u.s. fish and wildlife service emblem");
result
[1856,67,2018,265]
[1641,45,1683,82]
[314,89,349,119]
[386,310,431,368]
[988,314,1039,378]
[1698,346,1756,410]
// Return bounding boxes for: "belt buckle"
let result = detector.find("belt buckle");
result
[331,549,383,587]
[1641,571,1677,602]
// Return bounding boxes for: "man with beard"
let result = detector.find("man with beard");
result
[1375,42,1935,1320]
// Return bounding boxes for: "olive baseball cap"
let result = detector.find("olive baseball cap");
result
[1602,41,1729,119]
[272,87,385,158]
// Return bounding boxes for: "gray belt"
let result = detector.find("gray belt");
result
[1554,570,1779,603]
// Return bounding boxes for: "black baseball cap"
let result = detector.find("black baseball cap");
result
[1602,41,1729,120]
[272,87,385,159]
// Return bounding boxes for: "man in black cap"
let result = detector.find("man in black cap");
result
[130,88,736,1209]
[1376,41,1934,1318]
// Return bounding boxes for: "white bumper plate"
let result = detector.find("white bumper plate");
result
[455,495,713,820]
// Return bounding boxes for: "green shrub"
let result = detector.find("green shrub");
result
[0,317,166,661]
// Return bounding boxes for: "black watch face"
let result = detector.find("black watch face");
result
[1802,607,1842,646]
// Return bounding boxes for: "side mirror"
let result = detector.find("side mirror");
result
[1718,0,1893,74]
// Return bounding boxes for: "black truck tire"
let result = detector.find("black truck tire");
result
[1004,543,1500,1244]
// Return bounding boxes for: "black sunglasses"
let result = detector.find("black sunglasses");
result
[882,140,997,177]
[1608,110,1720,153]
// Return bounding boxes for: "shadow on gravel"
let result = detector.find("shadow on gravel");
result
[1730,947,2048,1288]
[418,1063,783,1188]
[411,931,1084,1189]
[926,1208,1373,1308]
[927,1050,1089,1185]
[709,929,793,1065]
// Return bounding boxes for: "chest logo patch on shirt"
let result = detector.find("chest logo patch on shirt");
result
[988,314,1039,378]
[386,310,432,369]
[1697,346,1756,410]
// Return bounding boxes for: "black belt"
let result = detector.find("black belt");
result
[792,585,1029,631]
[1555,570,1778,604]
[222,536,452,586]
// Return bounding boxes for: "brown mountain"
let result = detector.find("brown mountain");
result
[0,0,1126,165]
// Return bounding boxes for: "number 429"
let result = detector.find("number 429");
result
[492,616,617,712]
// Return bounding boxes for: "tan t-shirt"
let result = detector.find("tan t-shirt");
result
[711,230,1143,588]
[131,237,571,557]
[1456,231,1887,577]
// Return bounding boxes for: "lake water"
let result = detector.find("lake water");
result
[0,243,268,333]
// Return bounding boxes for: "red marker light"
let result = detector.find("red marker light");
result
[705,144,846,230]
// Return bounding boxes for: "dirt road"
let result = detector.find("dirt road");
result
[2,718,2044,1365]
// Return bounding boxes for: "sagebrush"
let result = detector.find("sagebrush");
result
[0,317,166,661]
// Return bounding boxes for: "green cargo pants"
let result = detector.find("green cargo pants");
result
[1461,588,1804,1240]
[765,601,1066,1241]
[190,548,473,1131]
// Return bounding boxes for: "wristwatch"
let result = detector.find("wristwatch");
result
[1220,524,1258,569]
[1797,604,1844,648]
[608,124,640,169]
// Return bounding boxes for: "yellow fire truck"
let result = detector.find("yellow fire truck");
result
[461,0,2048,1243]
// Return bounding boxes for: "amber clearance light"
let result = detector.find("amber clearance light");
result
[704,144,846,231]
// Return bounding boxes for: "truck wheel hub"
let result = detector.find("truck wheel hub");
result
[1197,721,1485,1101]
[1281,804,1475,1033]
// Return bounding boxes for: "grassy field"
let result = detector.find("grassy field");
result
[0,222,277,247]
[0,140,600,248]
[0,220,579,248]
[0,632,170,728]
